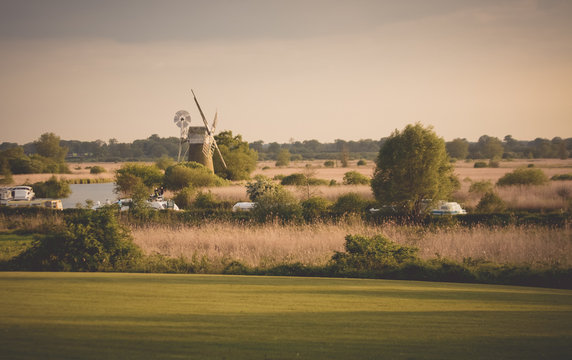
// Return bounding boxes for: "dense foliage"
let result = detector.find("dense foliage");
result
[14,209,142,271]
[164,162,225,190]
[497,168,549,187]
[31,176,71,199]
[371,123,458,218]
[213,131,258,180]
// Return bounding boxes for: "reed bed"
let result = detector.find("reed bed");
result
[205,184,374,202]
[131,221,572,268]
[455,181,572,210]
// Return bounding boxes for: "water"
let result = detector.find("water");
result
[62,183,117,209]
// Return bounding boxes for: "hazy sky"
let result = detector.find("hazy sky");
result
[1,0,571,144]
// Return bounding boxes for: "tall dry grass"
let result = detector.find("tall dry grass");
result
[454,181,572,210]
[131,221,572,268]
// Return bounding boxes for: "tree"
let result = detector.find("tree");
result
[34,133,68,161]
[114,163,163,197]
[275,149,291,167]
[213,131,258,180]
[371,123,457,218]
[477,135,504,159]
[446,138,469,159]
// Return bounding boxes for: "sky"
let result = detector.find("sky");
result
[0,0,571,145]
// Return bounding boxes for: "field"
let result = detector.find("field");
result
[132,222,572,269]
[10,159,572,209]
[1,272,571,359]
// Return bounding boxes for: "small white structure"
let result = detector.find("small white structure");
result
[431,201,467,216]
[232,202,255,212]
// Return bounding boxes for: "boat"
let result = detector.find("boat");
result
[1,198,63,210]
[431,201,467,215]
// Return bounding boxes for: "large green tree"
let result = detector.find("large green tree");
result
[446,138,469,159]
[213,131,258,180]
[34,132,68,161]
[371,123,458,218]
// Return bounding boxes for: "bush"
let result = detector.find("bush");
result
[474,161,488,168]
[246,176,280,202]
[193,191,227,210]
[252,187,302,222]
[551,174,572,181]
[331,234,419,272]
[497,168,549,187]
[164,162,225,190]
[173,186,196,210]
[476,191,506,213]
[332,192,368,215]
[323,160,335,168]
[469,180,493,194]
[155,156,175,170]
[357,159,367,166]
[89,165,105,174]
[488,160,500,168]
[280,173,306,186]
[115,163,163,196]
[301,197,331,221]
[31,176,71,198]
[14,209,142,271]
[343,171,370,185]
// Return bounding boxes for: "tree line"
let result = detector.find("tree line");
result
[0,132,570,168]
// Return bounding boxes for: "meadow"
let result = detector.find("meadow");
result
[132,221,572,269]
[1,272,571,360]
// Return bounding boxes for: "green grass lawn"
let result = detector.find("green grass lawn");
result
[1,272,571,359]
[0,234,34,262]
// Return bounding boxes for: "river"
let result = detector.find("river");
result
[61,183,117,209]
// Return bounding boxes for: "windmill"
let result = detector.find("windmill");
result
[173,90,227,172]
[173,110,191,162]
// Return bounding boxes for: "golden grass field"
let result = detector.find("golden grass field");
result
[5,158,572,270]
[132,221,572,268]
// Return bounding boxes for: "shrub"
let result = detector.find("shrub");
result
[357,159,367,166]
[89,165,105,174]
[474,161,488,168]
[476,191,506,213]
[497,168,548,187]
[31,176,71,198]
[115,163,163,196]
[164,162,225,190]
[281,173,306,185]
[193,191,224,210]
[14,209,142,271]
[551,174,572,181]
[246,176,280,202]
[155,156,175,170]
[301,197,331,221]
[173,186,196,210]
[332,192,368,215]
[252,187,302,222]
[343,171,370,185]
[323,160,335,168]
[469,180,493,194]
[488,160,500,168]
[331,234,419,272]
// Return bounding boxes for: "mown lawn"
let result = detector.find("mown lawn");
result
[1,272,571,359]
[0,234,34,262]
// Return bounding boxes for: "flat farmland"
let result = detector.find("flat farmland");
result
[1,272,571,360]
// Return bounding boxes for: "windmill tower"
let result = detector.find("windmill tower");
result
[173,90,227,172]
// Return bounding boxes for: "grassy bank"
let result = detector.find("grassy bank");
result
[1,272,571,360]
